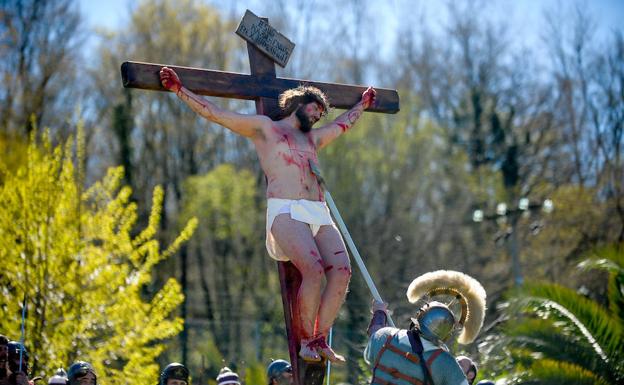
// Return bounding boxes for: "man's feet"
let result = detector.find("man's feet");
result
[299,337,321,362]
[307,335,346,363]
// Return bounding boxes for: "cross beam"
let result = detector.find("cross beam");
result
[120,63,400,114]
[120,17,399,385]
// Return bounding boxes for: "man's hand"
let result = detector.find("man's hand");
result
[159,66,182,93]
[361,86,376,109]
[367,299,389,336]
[372,299,388,313]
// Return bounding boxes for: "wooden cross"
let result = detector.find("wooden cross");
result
[121,11,399,385]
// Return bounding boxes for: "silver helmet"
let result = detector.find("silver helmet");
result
[412,301,457,344]
[407,270,487,345]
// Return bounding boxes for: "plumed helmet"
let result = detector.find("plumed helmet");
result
[407,270,487,345]
[159,363,189,385]
[412,301,457,344]
[67,361,96,385]
[266,359,291,382]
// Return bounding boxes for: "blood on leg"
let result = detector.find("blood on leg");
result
[314,224,351,336]
[271,214,324,338]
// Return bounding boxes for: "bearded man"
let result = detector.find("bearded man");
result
[160,67,375,363]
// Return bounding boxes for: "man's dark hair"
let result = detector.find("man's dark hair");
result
[0,335,8,345]
[277,85,330,119]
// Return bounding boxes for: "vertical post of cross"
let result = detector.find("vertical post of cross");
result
[244,24,325,385]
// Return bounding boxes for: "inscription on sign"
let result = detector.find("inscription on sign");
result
[236,9,295,68]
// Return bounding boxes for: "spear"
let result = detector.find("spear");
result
[309,160,395,327]
[18,294,27,373]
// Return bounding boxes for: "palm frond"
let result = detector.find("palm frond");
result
[504,282,624,382]
[514,282,623,356]
[504,318,604,370]
[516,358,611,385]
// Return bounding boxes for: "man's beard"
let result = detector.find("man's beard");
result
[296,106,313,133]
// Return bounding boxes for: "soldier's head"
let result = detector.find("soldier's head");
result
[0,335,9,379]
[407,270,487,346]
[7,341,29,375]
[411,301,458,345]
[159,363,189,385]
[67,361,96,385]
[456,355,478,385]
[48,368,68,385]
[216,367,240,385]
[278,85,329,132]
[266,359,292,385]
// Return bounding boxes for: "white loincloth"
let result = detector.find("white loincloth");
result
[266,198,335,261]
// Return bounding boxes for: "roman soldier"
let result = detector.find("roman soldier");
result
[365,270,487,385]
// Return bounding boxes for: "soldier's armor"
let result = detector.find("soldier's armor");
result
[365,327,468,385]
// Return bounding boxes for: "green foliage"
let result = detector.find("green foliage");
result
[480,245,624,384]
[242,362,266,385]
[515,359,612,385]
[0,130,197,385]
[181,164,258,242]
[578,245,624,325]
[179,164,286,370]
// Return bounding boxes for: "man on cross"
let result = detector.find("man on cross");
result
[160,66,375,363]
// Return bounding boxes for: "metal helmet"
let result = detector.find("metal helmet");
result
[7,341,29,373]
[407,270,487,345]
[159,363,189,385]
[48,368,69,385]
[266,359,292,382]
[7,341,28,361]
[412,301,457,344]
[67,361,97,385]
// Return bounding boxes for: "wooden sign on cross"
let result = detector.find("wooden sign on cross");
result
[120,10,399,385]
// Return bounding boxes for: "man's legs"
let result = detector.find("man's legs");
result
[313,224,351,361]
[271,214,325,360]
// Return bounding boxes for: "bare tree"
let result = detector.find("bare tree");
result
[0,0,84,136]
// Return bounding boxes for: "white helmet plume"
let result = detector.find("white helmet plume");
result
[407,270,486,344]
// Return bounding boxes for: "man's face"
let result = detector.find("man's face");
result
[457,357,476,383]
[0,344,7,378]
[75,372,96,385]
[296,102,324,133]
[166,379,187,385]
[457,357,471,373]
[0,344,7,363]
[275,369,293,385]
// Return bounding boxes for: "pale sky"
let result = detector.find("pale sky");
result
[77,0,623,68]
[78,0,624,37]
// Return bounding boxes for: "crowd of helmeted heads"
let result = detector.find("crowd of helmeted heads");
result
[1,334,99,385]
[1,333,297,385]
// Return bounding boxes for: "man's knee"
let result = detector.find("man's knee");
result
[334,251,351,279]
[338,265,352,279]
[298,257,325,278]
[331,264,351,283]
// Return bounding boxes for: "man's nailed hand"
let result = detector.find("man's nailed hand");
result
[361,86,376,109]
[160,66,182,93]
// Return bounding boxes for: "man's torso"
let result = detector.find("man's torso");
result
[254,120,323,201]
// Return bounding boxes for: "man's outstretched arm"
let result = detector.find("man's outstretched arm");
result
[312,86,376,149]
[160,66,269,138]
